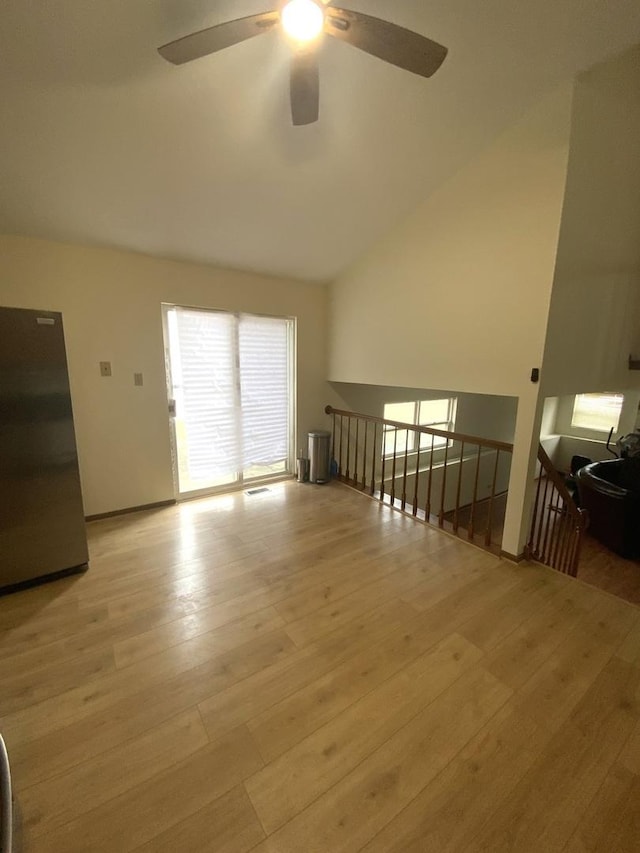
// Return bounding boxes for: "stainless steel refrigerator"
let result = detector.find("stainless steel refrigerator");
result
[0,306,88,592]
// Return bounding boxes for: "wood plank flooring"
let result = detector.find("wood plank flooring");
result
[448,486,640,607]
[1,480,640,852]
[577,532,640,606]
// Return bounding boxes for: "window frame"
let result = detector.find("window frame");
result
[382,398,457,458]
[569,392,624,437]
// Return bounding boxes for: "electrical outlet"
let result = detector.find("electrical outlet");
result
[99,361,112,377]
[134,372,143,386]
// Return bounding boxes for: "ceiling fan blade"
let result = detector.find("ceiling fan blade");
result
[158,11,279,65]
[324,8,447,78]
[290,47,319,126]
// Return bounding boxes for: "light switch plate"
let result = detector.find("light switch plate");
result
[134,372,143,386]
[99,361,112,377]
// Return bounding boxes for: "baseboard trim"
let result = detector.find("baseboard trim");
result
[500,549,526,563]
[0,563,88,596]
[86,499,176,522]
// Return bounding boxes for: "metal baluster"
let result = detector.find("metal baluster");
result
[439,440,450,527]
[370,422,377,496]
[454,441,465,533]
[540,481,556,564]
[571,511,587,577]
[353,418,360,487]
[390,428,398,506]
[425,433,435,521]
[380,426,386,503]
[556,495,569,572]
[331,411,336,473]
[535,472,551,558]
[528,462,545,557]
[361,419,368,491]
[565,533,576,575]
[412,431,421,517]
[401,429,410,511]
[485,450,500,548]
[550,489,564,567]
[559,507,572,573]
[469,445,482,541]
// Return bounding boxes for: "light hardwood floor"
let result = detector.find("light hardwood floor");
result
[1,480,640,852]
[576,533,640,606]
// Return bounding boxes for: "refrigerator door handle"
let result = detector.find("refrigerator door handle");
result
[0,734,12,853]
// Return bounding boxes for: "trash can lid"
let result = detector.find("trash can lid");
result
[308,430,331,438]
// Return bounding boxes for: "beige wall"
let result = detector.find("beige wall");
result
[328,85,572,398]
[541,46,640,397]
[0,235,328,515]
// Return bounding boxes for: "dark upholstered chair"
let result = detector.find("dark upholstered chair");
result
[576,458,640,558]
[565,455,592,505]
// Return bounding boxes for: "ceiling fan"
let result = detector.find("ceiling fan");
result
[158,0,448,126]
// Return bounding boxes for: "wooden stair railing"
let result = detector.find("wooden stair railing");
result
[324,405,513,553]
[525,445,588,577]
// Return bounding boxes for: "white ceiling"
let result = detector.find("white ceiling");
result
[1,1,640,282]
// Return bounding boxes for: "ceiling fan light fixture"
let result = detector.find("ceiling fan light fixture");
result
[281,0,324,43]
[158,4,448,127]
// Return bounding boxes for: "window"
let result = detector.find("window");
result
[383,398,457,455]
[571,393,623,433]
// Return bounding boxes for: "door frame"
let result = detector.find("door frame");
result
[161,302,297,501]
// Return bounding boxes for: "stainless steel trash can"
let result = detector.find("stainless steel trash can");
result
[308,430,331,484]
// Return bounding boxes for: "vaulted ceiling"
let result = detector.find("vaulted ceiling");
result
[2,1,640,281]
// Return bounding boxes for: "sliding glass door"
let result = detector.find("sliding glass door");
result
[163,305,295,497]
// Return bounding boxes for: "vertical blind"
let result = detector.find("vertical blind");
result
[172,307,292,482]
[239,314,290,468]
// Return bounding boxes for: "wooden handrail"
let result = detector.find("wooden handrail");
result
[325,406,513,453]
[324,405,513,554]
